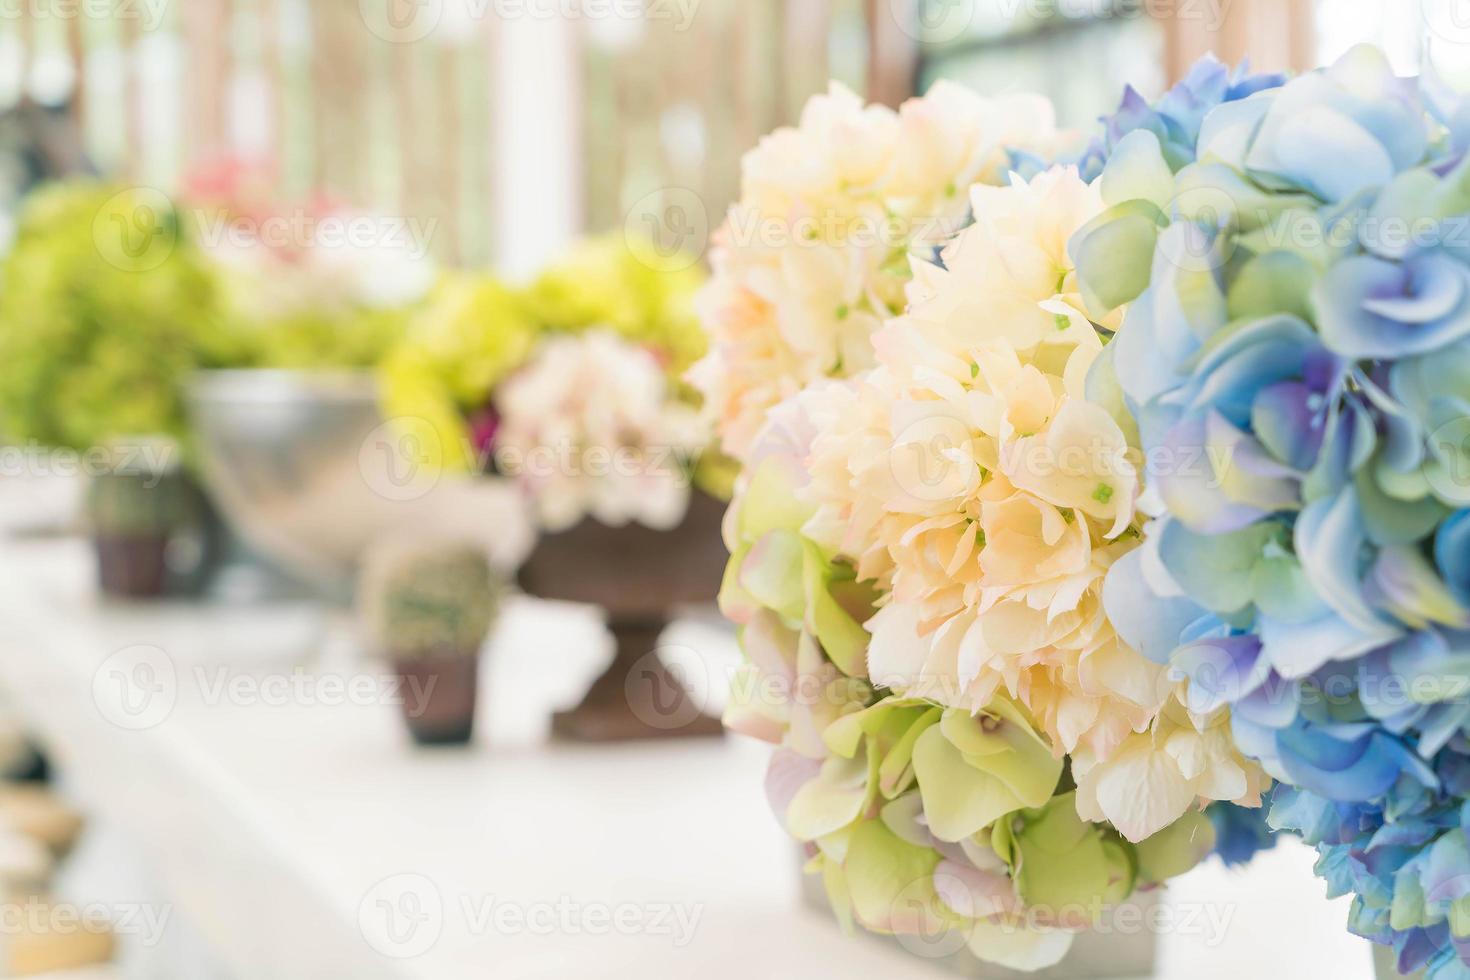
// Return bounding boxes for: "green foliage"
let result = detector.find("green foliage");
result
[0,182,230,451]
[230,305,413,370]
[523,233,708,378]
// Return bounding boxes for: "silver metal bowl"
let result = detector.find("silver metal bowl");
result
[186,369,532,599]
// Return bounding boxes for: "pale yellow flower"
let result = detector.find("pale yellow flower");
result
[692,83,1062,463]
[1072,695,1272,842]
[798,167,1265,816]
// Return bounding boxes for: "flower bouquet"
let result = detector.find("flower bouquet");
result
[381,237,728,739]
[695,65,1325,972]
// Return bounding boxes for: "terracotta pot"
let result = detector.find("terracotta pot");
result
[93,534,170,599]
[87,470,224,600]
[517,490,728,741]
[393,653,480,746]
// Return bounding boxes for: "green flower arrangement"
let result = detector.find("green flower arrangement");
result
[379,234,718,484]
[0,181,230,451]
[227,303,415,371]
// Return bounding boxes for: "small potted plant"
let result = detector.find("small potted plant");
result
[86,439,192,599]
[360,540,503,746]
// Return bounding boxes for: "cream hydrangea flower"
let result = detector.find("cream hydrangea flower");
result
[690,82,1064,463]
[1072,698,1271,842]
[798,167,1266,841]
[494,331,707,532]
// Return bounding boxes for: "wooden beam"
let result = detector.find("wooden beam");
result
[1159,0,1316,82]
[865,0,918,106]
[64,15,85,129]
[181,0,232,167]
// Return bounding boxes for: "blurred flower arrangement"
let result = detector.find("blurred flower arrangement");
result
[0,166,439,456]
[0,182,231,451]
[381,235,718,532]
[181,158,436,369]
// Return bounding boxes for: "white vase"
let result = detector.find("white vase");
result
[798,858,1158,978]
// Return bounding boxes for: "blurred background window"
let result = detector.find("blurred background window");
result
[914,0,1166,130]
[0,0,1459,274]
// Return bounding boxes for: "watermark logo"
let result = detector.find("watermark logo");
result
[91,644,177,731]
[359,0,444,43]
[624,187,708,272]
[1428,416,1470,505]
[360,874,444,959]
[894,0,975,45]
[889,414,981,505]
[93,187,177,273]
[623,645,713,732]
[359,419,443,503]
[1426,0,1470,47]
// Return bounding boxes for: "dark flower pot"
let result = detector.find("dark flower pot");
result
[517,490,729,741]
[393,653,480,747]
[87,468,223,600]
[93,534,170,599]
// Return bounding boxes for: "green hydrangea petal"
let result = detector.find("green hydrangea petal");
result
[1101,130,1176,210]
[1134,808,1216,884]
[878,707,944,799]
[1227,249,1316,323]
[786,749,870,842]
[804,541,873,677]
[964,917,1074,971]
[844,819,942,935]
[1069,199,1166,316]
[739,530,806,622]
[913,717,1059,842]
[737,457,815,543]
[1012,794,1120,914]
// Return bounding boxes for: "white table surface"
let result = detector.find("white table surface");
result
[0,537,1378,980]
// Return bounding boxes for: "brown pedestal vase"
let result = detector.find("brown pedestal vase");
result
[518,491,729,741]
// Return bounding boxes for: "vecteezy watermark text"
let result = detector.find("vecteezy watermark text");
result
[357,0,702,44]
[0,440,179,485]
[0,0,170,30]
[357,873,702,959]
[92,649,446,731]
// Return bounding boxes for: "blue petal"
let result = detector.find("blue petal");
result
[1437,511,1470,605]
